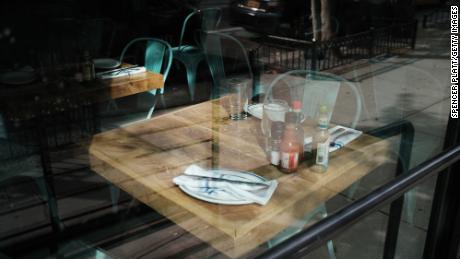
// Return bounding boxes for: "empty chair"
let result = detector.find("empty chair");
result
[118,37,173,119]
[108,38,173,212]
[172,8,222,101]
[264,69,362,128]
[0,138,62,233]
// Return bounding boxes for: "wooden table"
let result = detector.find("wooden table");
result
[89,98,391,258]
[0,69,164,110]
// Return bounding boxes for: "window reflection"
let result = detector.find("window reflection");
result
[0,1,452,258]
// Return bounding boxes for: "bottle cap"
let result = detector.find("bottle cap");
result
[292,100,302,111]
[319,105,328,114]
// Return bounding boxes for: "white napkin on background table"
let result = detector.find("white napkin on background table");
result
[304,125,362,152]
[96,66,146,79]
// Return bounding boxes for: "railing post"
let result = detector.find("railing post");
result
[249,48,262,99]
[411,20,418,50]
[310,40,318,71]
[422,15,428,29]
[369,27,375,58]
[386,26,391,55]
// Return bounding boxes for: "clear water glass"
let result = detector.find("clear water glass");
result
[262,99,289,151]
[226,78,249,120]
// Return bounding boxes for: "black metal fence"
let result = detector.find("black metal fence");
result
[253,20,418,73]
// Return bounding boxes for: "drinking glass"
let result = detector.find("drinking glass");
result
[226,78,249,120]
[261,99,289,151]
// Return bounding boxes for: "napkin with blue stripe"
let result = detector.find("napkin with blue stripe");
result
[173,165,278,205]
[304,125,362,152]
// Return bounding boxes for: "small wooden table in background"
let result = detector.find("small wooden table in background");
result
[89,98,391,258]
[0,69,164,110]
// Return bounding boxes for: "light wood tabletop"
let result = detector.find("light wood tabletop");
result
[0,67,163,120]
[0,69,164,103]
[89,98,391,258]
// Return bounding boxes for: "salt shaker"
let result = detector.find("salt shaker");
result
[270,121,284,166]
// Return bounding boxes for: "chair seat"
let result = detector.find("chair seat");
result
[171,45,206,101]
[172,45,205,58]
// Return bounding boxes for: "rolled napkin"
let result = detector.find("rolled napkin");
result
[304,125,362,153]
[96,66,146,79]
[173,165,278,206]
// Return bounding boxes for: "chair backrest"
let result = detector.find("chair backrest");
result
[201,31,253,98]
[119,37,173,83]
[178,8,222,50]
[264,70,363,128]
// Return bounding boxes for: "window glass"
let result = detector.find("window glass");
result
[0,1,453,258]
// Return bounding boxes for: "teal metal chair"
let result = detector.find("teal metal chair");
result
[0,140,62,232]
[119,37,173,119]
[201,31,261,99]
[109,38,172,212]
[172,8,222,101]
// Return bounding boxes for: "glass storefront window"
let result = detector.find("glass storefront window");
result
[0,1,456,258]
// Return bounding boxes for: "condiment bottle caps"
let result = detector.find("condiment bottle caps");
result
[319,105,328,114]
[292,100,302,110]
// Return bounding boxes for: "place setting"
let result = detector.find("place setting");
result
[173,164,278,206]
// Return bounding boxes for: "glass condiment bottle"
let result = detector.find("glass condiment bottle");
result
[82,50,95,81]
[312,105,330,173]
[270,121,284,166]
[280,112,302,173]
[291,100,305,160]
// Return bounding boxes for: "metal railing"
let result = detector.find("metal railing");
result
[253,20,418,72]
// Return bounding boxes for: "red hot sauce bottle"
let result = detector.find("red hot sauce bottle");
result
[280,112,302,173]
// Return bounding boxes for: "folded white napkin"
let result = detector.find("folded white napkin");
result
[96,66,146,79]
[173,165,278,206]
[304,125,362,152]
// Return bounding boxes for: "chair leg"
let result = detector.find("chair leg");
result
[404,189,416,225]
[146,90,162,120]
[146,105,156,120]
[346,180,361,200]
[267,203,337,259]
[320,205,338,259]
[110,185,120,214]
[185,61,200,101]
[326,240,338,259]
[34,177,62,231]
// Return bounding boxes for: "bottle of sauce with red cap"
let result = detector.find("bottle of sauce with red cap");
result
[280,112,302,173]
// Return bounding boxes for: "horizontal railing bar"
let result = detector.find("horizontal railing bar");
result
[257,144,460,259]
